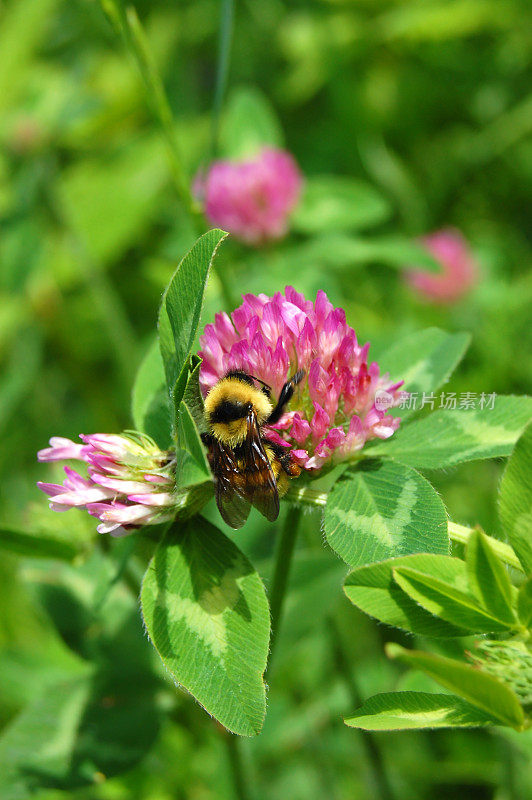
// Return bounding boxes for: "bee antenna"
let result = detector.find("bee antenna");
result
[249,375,272,392]
[266,369,305,425]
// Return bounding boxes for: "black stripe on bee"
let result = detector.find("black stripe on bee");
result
[209,399,251,423]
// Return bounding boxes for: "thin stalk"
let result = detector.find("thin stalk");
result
[329,616,395,800]
[224,733,250,800]
[448,522,523,573]
[285,485,327,507]
[100,0,199,221]
[267,505,302,669]
[210,0,235,160]
[208,0,238,312]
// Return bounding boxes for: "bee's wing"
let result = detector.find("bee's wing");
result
[242,409,280,523]
[210,437,251,529]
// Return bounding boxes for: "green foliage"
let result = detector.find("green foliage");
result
[387,644,525,731]
[141,518,270,736]
[3,0,532,795]
[392,565,515,633]
[377,327,471,416]
[465,529,517,625]
[344,691,498,731]
[324,460,448,568]
[291,176,391,234]
[0,676,92,800]
[344,554,472,637]
[0,525,83,562]
[220,87,284,158]
[0,551,161,796]
[499,421,532,574]
[131,337,171,448]
[371,396,532,468]
[342,454,532,732]
[158,228,227,435]
[518,577,532,627]
[56,136,169,264]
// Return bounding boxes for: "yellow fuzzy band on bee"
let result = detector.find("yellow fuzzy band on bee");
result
[210,419,248,446]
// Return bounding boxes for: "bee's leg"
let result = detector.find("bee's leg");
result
[276,453,301,497]
[280,452,301,478]
[266,369,305,424]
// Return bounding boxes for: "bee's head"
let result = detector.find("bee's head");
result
[204,375,273,446]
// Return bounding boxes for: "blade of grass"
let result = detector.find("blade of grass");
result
[210,0,235,160]
[100,0,200,222]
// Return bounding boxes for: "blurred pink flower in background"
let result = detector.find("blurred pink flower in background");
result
[38,433,176,536]
[199,287,405,470]
[406,229,479,304]
[195,147,302,245]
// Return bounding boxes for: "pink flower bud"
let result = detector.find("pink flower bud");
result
[406,229,479,304]
[38,432,176,536]
[195,148,302,245]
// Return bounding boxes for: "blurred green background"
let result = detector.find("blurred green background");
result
[1,0,531,798]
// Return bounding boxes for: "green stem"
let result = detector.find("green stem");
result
[209,0,238,312]
[267,505,302,669]
[285,485,327,507]
[100,0,199,222]
[448,522,523,573]
[224,733,250,800]
[210,0,235,160]
[329,616,395,800]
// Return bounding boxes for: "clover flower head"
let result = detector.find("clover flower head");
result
[406,229,479,304]
[195,147,302,245]
[199,288,405,470]
[467,641,532,707]
[37,433,176,536]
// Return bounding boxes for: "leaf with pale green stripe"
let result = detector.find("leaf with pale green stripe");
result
[466,530,517,626]
[158,229,227,428]
[393,566,516,633]
[499,421,532,574]
[377,328,470,418]
[344,691,498,731]
[141,518,270,736]
[386,644,525,730]
[369,396,532,469]
[344,554,470,637]
[324,460,448,568]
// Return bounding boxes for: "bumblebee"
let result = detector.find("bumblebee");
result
[201,369,304,529]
